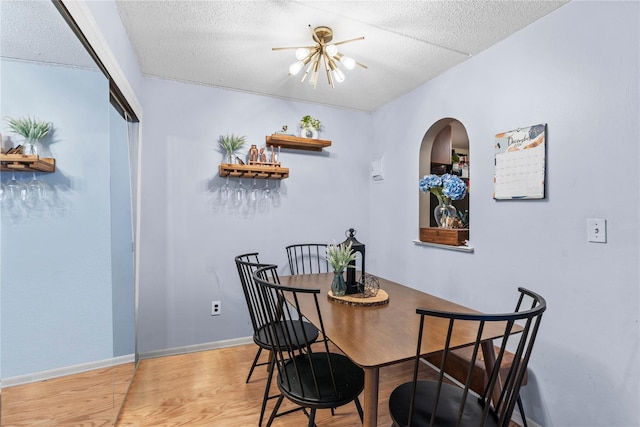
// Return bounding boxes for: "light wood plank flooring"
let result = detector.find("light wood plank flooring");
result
[1,362,134,427]
[2,344,522,426]
[117,343,417,426]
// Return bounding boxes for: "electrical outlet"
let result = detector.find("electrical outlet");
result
[211,301,221,316]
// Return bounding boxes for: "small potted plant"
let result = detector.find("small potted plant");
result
[326,242,356,297]
[5,116,51,156]
[218,133,247,164]
[299,115,322,139]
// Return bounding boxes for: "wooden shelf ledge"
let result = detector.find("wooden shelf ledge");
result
[0,154,56,173]
[266,134,331,152]
[219,163,289,179]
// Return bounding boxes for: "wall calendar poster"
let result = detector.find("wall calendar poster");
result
[494,124,546,199]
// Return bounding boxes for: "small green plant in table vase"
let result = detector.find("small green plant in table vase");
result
[218,133,247,164]
[326,242,356,297]
[5,116,52,155]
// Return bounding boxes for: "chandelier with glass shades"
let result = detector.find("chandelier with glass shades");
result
[273,26,367,89]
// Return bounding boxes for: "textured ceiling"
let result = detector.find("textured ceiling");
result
[116,0,569,111]
[0,1,96,70]
[1,1,569,113]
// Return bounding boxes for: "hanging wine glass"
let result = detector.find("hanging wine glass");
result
[23,172,51,212]
[233,179,246,208]
[248,177,259,208]
[271,179,281,208]
[257,180,271,213]
[4,172,24,206]
[220,176,232,205]
[3,172,26,221]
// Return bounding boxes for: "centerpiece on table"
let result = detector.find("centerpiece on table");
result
[5,116,52,156]
[299,115,322,139]
[419,173,467,228]
[218,133,247,164]
[326,242,356,297]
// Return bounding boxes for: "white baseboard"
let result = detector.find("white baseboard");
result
[526,418,543,427]
[2,354,135,388]
[138,336,253,360]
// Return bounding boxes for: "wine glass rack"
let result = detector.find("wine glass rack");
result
[0,154,56,173]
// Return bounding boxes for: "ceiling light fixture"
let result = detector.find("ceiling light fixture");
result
[273,26,367,89]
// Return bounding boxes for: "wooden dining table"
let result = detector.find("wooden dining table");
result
[279,272,510,427]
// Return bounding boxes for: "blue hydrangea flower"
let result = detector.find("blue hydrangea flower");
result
[419,173,467,203]
[419,174,442,193]
[442,174,467,200]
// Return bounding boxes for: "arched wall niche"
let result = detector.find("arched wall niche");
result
[418,118,470,240]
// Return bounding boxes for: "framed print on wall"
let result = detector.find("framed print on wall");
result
[494,123,546,199]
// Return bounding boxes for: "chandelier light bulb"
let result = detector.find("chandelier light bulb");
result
[325,44,338,57]
[289,60,305,75]
[295,48,311,60]
[339,55,356,70]
[332,68,345,83]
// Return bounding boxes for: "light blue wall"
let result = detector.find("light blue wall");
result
[368,2,639,426]
[0,60,113,376]
[137,77,371,353]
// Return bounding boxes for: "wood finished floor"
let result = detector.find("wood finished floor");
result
[117,343,416,426]
[1,343,522,426]
[1,362,134,427]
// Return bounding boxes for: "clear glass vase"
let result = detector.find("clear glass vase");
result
[223,151,235,165]
[22,138,40,156]
[434,196,457,228]
[331,271,347,297]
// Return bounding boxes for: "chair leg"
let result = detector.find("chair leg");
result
[246,347,263,383]
[354,397,364,422]
[307,408,316,427]
[266,395,284,427]
[259,358,276,427]
[517,395,528,427]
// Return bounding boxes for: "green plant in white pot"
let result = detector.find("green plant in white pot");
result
[5,116,51,156]
[218,133,247,164]
[299,115,322,139]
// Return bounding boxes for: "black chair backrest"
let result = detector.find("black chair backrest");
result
[253,265,343,401]
[409,287,546,427]
[234,253,271,335]
[285,243,329,275]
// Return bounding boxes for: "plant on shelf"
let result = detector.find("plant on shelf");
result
[299,115,322,139]
[5,116,52,156]
[218,133,247,164]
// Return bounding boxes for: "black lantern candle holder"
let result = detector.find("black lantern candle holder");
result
[341,228,365,294]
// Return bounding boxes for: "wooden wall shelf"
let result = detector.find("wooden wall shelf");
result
[266,134,331,152]
[0,154,56,173]
[219,163,289,179]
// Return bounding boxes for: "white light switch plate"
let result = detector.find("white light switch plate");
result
[587,218,606,243]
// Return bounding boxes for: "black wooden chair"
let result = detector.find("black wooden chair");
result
[388,287,546,427]
[254,264,364,427]
[285,243,329,275]
[235,254,319,426]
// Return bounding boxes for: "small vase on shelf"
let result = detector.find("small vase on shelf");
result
[434,196,457,228]
[300,127,318,139]
[331,271,347,297]
[22,138,40,156]
[223,151,235,165]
